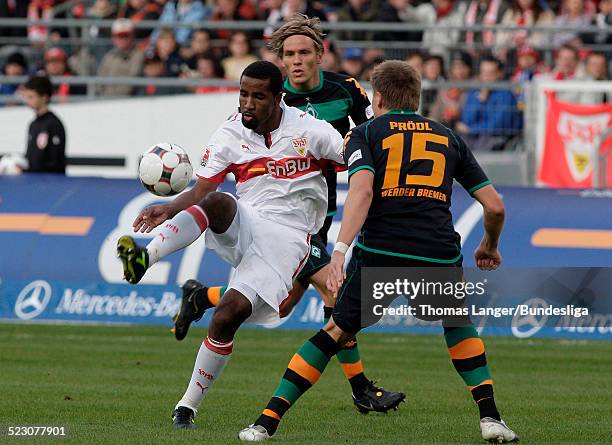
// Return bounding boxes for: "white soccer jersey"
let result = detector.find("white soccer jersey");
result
[196,101,344,234]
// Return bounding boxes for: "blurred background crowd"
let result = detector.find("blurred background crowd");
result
[1,0,611,151]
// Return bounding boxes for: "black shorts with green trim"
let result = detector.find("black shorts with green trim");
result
[331,246,464,334]
[296,233,331,289]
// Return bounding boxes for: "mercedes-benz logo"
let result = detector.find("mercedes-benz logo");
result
[511,297,549,339]
[14,280,52,320]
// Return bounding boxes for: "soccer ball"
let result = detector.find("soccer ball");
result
[138,143,193,197]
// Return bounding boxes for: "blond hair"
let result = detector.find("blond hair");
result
[370,60,421,111]
[268,14,325,57]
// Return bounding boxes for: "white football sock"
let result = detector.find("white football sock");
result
[146,206,208,265]
[176,337,233,413]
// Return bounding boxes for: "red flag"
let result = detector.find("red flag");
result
[538,93,612,188]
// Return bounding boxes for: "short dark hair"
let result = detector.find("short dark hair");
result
[479,56,502,71]
[241,61,283,95]
[371,60,421,111]
[23,75,53,98]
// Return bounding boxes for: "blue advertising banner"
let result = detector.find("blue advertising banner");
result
[1,174,611,339]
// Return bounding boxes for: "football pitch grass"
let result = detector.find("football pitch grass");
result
[1,323,611,444]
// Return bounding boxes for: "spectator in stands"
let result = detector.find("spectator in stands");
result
[75,0,117,71]
[0,0,28,38]
[43,48,87,100]
[212,0,258,40]
[221,31,259,81]
[258,47,286,75]
[152,0,209,47]
[580,0,612,49]
[546,44,584,81]
[496,0,555,58]
[154,28,186,77]
[26,0,54,45]
[510,46,548,109]
[405,51,424,75]
[553,0,592,47]
[421,54,446,116]
[462,0,509,52]
[340,48,365,79]
[585,52,609,81]
[430,50,472,128]
[190,54,237,94]
[263,0,327,39]
[1,52,28,94]
[320,44,342,73]
[583,52,609,103]
[360,56,386,81]
[422,0,467,55]
[96,19,145,96]
[334,0,379,41]
[375,0,435,43]
[181,29,214,68]
[118,0,162,40]
[134,53,178,96]
[21,76,66,174]
[511,46,548,82]
[457,56,522,151]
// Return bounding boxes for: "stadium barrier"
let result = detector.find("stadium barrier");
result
[1,174,611,339]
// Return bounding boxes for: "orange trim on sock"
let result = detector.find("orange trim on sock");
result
[277,396,291,405]
[262,409,281,420]
[448,337,485,359]
[340,360,363,379]
[288,354,321,385]
[207,287,222,306]
[468,379,493,391]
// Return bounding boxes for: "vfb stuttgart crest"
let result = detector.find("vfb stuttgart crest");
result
[291,137,308,156]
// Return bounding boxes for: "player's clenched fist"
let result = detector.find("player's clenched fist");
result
[474,242,502,271]
[133,204,171,233]
[326,251,346,297]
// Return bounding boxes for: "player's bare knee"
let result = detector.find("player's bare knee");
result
[198,192,237,233]
[209,290,252,341]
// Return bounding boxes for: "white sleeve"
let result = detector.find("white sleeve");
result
[309,119,345,166]
[195,128,232,183]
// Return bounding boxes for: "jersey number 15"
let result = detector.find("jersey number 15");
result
[382,132,448,189]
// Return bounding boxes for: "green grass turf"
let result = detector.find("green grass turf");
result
[0,323,611,444]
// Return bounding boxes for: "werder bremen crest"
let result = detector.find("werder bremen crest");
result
[305,101,318,118]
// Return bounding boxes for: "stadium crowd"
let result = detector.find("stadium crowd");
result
[1,0,611,149]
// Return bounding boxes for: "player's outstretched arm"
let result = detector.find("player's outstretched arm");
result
[472,184,505,270]
[133,178,217,233]
[327,170,374,296]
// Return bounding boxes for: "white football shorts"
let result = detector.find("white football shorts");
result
[204,194,311,326]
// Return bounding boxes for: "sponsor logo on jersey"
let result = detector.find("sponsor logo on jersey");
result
[241,144,252,152]
[348,150,362,166]
[36,132,48,150]
[266,158,312,178]
[201,146,211,167]
[291,137,308,156]
[311,246,321,258]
